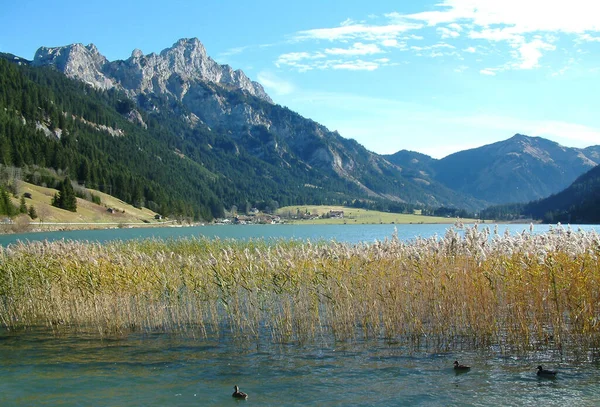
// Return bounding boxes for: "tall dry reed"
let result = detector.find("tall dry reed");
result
[0,225,599,355]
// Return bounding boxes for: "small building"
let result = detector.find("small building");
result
[155,214,163,220]
[329,210,344,218]
[107,208,116,214]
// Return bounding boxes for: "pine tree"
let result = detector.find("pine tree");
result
[0,185,15,216]
[52,176,77,212]
[19,195,28,214]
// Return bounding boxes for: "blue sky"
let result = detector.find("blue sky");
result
[3,0,600,158]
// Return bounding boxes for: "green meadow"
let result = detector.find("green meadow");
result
[276,205,482,224]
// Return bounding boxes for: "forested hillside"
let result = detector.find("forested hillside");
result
[524,165,600,223]
[0,58,225,219]
[0,58,387,220]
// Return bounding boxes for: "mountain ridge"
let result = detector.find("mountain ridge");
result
[7,38,599,216]
[29,38,487,210]
[32,38,272,102]
[385,134,600,204]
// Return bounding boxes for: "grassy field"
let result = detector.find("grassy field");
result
[5,181,165,232]
[276,205,484,224]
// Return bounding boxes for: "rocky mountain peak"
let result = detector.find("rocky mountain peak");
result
[33,43,114,89]
[131,49,144,59]
[32,38,272,103]
[169,37,207,57]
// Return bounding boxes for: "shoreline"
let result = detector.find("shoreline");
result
[0,218,545,237]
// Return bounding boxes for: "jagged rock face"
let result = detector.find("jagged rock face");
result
[33,44,114,89]
[32,38,272,103]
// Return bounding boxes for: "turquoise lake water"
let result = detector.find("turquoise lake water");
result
[2,224,600,405]
[2,222,600,247]
[1,328,599,406]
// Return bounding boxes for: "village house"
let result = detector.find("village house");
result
[329,210,344,219]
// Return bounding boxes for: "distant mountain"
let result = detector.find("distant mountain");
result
[0,52,30,65]
[524,164,600,223]
[27,38,485,211]
[386,134,600,205]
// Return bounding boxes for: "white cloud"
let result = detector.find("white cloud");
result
[277,1,600,75]
[275,51,393,72]
[325,42,384,56]
[437,27,460,39]
[411,43,455,51]
[398,0,600,34]
[219,46,248,57]
[515,39,556,69]
[382,39,397,47]
[294,21,423,42]
[447,23,463,32]
[381,38,406,48]
[275,51,326,72]
[387,1,600,72]
[480,68,497,75]
[579,33,600,42]
[331,60,380,71]
[257,71,295,95]
[276,52,321,63]
[468,27,524,44]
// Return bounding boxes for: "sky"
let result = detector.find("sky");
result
[3,0,600,158]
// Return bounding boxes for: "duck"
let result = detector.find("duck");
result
[453,361,471,371]
[232,385,248,399]
[536,365,557,378]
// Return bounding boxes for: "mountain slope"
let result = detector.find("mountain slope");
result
[524,164,600,223]
[385,134,599,205]
[29,38,486,211]
[0,57,225,219]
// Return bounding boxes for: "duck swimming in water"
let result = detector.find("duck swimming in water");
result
[453,361,471,371]
[232,385,248,399]
[537,365,557,378]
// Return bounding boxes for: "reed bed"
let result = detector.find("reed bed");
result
[1,225,599,355]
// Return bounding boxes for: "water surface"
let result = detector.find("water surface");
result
[3,223,600,405]
[2,223,599,246]
[1,329,598,406]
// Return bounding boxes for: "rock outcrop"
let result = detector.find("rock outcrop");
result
[33,43,114,89]
[33,38,272,103]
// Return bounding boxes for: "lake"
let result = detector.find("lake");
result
[1,328,599,406]
[2,222,600,247]
[2,223,600,406]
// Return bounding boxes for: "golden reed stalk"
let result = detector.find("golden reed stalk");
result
[0,225,598,356]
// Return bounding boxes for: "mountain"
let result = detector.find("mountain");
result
[524,164,600,223]
[0,52,30,66]
[385,134,600,204]
[32,39,271,102]
[26,38,485,212]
